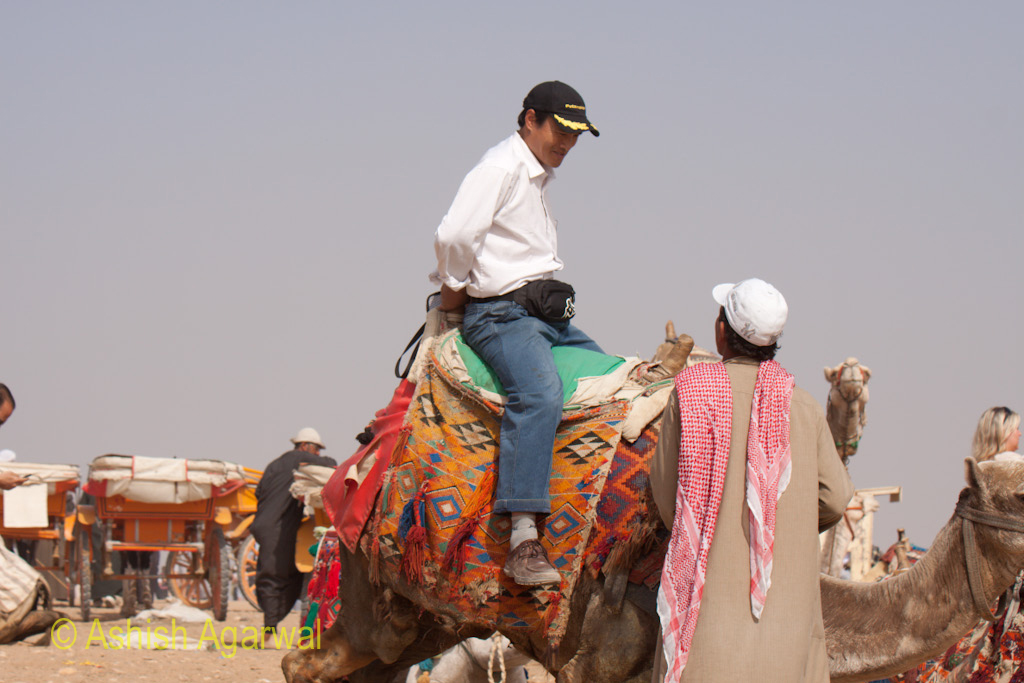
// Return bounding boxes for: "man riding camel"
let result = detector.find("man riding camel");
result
[430,80,601,586]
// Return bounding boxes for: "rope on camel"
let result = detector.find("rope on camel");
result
[487,632,507,683]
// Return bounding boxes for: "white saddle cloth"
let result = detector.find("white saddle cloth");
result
[289,464,335,515]
[88,454,245,504]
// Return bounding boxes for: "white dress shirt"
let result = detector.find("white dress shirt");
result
[430,132,563,298]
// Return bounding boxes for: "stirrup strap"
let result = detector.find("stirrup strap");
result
[393,291,441,379]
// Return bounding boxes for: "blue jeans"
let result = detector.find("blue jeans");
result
[462,300,603,514]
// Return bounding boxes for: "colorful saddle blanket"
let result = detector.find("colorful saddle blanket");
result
[325,320,673,552]
[360,355,667,644]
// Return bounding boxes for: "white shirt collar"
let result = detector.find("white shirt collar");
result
[511,131,554,182]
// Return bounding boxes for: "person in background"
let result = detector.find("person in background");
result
[0,382,65,644]
[251,427,336,634]
[0,385,25,492]
[971,406,1021,462]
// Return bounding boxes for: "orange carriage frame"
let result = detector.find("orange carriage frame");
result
[0,477,80,608]
[75,473,253,623]
[78,465,330,621]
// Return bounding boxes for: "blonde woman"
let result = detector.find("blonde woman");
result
[971,406,1022,462]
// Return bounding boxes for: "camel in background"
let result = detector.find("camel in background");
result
[825,357,871,464]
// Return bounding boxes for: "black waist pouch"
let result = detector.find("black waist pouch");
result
[513,280,576,323]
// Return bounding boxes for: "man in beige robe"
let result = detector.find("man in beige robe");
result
[650,281,853,682]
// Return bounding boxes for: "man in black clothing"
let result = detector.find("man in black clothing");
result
[251,427,336,631]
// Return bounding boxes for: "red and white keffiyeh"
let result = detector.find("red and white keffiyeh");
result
[656,360,794,683]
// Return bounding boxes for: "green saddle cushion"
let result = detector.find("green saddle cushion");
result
[454,336,625,403]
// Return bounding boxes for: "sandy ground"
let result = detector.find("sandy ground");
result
[2,599,298,683]
[1,598,556,682]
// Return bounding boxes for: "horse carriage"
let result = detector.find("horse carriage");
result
[78,454,247,621]
[0,462,80,604]
[165,466,263,610]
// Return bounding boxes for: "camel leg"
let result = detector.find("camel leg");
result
[0,609,66,645]
[555,591,659,683]
[282,624,378,683]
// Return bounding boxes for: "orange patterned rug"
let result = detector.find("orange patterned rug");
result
[365,354,630,643]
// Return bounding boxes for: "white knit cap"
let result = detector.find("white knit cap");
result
[712,278,788,347]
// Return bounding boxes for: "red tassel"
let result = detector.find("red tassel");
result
[369,535,381,586]
[440,467,495,575]
[400,525,426,583]
[544,591,563,630]
[589,535,617,574]
[326,561,340,598]
[442,516,479,574]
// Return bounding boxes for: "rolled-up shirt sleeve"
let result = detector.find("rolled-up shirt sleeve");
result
[816,412,854,532]
[430,165,514,291]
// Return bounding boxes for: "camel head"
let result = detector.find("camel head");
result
[644,321,695,381]
[824,457,1024,683]
[824,357,871,403]
[960,457,1024,566]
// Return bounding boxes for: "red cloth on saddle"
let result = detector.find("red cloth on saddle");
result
[324,380,415,552]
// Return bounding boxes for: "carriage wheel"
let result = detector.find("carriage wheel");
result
[207,527,231,622]
[236,535,260,610]
[77,527,91,622]
[166,551,211,609]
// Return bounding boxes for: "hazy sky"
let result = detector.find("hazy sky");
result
[3,2,1022,547]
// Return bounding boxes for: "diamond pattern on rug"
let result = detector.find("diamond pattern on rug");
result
[546,503,586,542]
[557,431,610,465]
[428,486,466,528]
[448,420,498,453]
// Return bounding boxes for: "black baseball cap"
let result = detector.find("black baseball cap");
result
[522,81,599,137]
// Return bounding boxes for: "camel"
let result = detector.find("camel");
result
[823,457,1024,682]
[284,453,1024,683]
[819,357,874,579]
[0,578,65,645]
[404,634,536,683]
[825,357,871,464]
[820,357,872,578]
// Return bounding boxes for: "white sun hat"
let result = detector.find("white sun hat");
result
[712,278,788,347]
[291,427,325,449]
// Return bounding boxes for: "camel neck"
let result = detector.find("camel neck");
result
[824,509,1020,683]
